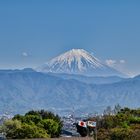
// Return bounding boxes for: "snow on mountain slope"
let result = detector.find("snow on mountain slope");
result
[37,49,125,77]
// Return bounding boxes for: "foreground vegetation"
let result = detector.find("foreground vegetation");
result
[76,106,140,140]
[0,110,62,139]
[1,107,140,139]
[97,107,140,140]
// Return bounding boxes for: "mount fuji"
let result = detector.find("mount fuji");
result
[37,49,125,77]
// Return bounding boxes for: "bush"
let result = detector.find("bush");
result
[1,110,62,139]
[41,119,59,138]
[110,128,133,140]
[1,120,21,139]
[84,108,140,140]
[15,123,49,139]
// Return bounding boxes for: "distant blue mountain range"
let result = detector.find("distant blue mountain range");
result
[0,68,139,115]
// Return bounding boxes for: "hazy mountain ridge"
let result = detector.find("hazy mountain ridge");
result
[0,69,139,115]
[48,73,124,84]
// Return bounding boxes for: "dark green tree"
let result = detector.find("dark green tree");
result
[1,110,63,139]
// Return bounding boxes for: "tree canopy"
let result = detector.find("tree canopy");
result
[0,110,63,139]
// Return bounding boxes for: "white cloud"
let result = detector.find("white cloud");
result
[105,59,117,67]
[105,59,128,75]
[22,52,28,57]
[120,60,125,64]
[105,59,126,67]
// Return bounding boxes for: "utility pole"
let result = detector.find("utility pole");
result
[94,127,97,140]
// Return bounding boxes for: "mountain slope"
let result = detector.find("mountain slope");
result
[0,69,139,115]
[92,76,140,108]
[37,49,125,77]
[48,73,124,84]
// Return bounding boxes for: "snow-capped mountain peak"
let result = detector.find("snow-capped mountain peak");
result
[37,49,125,77]
[48,49,104,71]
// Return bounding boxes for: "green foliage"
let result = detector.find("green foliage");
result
[97,128,110,140]
[101,115,116,129]
[129,116,140,124]
[41,119,59,137]
[97,107,140,140]
[25,109,61,122]
[110,128,133,140]
[1,119,21,139]
[1,110,62,139]
[15,123,49,139]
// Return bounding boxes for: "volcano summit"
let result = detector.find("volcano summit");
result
[37,49,125,77]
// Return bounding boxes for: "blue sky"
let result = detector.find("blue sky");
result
[0,0,140,76]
